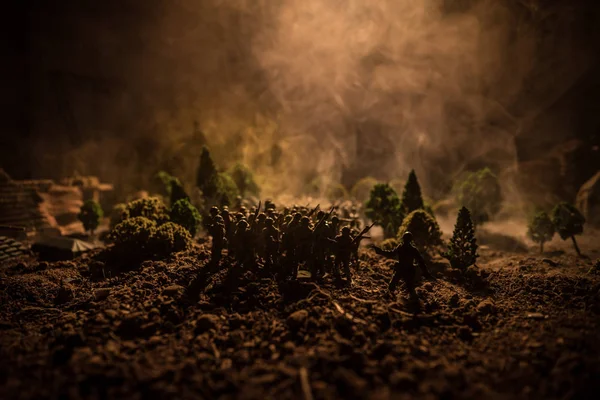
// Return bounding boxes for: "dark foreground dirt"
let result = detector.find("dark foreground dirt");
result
[1,234,600,399]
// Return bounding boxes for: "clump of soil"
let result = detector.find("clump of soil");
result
[1,241,599,399]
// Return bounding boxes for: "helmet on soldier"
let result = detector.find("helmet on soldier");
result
[402,231,413,243]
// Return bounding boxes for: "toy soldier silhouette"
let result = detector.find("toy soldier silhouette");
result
[371,231,433,296]
[208,214,226,265]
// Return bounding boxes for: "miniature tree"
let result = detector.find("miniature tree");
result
[151,222,193,256]
[196,146,219,198]
[527,210,555,253]
[78,200,104,236]
[351,177,379,202]
[108,217,192,260]
[228,162,260,197]
[169,177,189,205]
[123,197,170,225]
[108,217,157,259]
[398,209,443,253]
[215,172,240,207]
[326,183,349,202]
[365,183,405,238]
[170,198,202,237]
[154,171,173,197]
[401,169,425,214]
[551,202,586,256]
[454,167,502,226]
[443,206,478,270]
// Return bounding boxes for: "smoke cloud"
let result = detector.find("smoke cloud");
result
[26,0,599,205]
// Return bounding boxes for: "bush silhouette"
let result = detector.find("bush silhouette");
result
[351,177,379,202]
[398,209,443,253]
[401,169,425,214]
[196,146,219,199]
[108,217,157,258]
[443,207,478,270]
[326,184,349,202]
[154,171,173,197]
[551,202,586,256]
[170,198,202,236]
[123,197,170,225]
[78,200,103,235]
[365,183,405,238]
[151,222,193,256]
[216,172,240,207]
[228,163,260,197]
[527,210,555,253]
[108,217,192,261]
[454,167,502,225]
[169,177,189,206]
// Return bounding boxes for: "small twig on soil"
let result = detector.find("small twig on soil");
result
[332,301,367,324]
[307,287,331,302]
[211,342,221,361]
[387,307,414,318]
[299,367,314,400]
[345,294,378,304]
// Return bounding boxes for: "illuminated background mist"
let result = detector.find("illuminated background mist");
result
[2,0,599,207]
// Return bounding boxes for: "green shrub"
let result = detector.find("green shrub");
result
[527,210,555,253]
[454,167,502,226]
[170,199,202,236]
[108,217,192,261]
[228,162,260,197]
[401,169,425,214]
[351,177,379,202]
[169,177,189,206]
[154,170,173,197]
[78,200,103,235]
[551,202,585,256]
[123,197,170,225]
[215,172,240,207]
[365,183,405,239]
[151,222,193,256]
[108,217,157,258]
[443,207,478,270]
[398,209,443,252]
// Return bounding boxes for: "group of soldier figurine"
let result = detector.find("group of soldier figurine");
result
[204,200,434,293]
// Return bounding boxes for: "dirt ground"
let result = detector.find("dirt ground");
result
[1,230,599,399]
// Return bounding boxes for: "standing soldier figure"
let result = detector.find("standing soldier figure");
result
[204,206,220,231]
[371,231,433,296]
[221,209,233,247]
[311,214,330,280]
[291,216,313,279]
[208,215,226,265]
[330,227,354,285]
[232,219,255,268]
[262,217,280,272]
